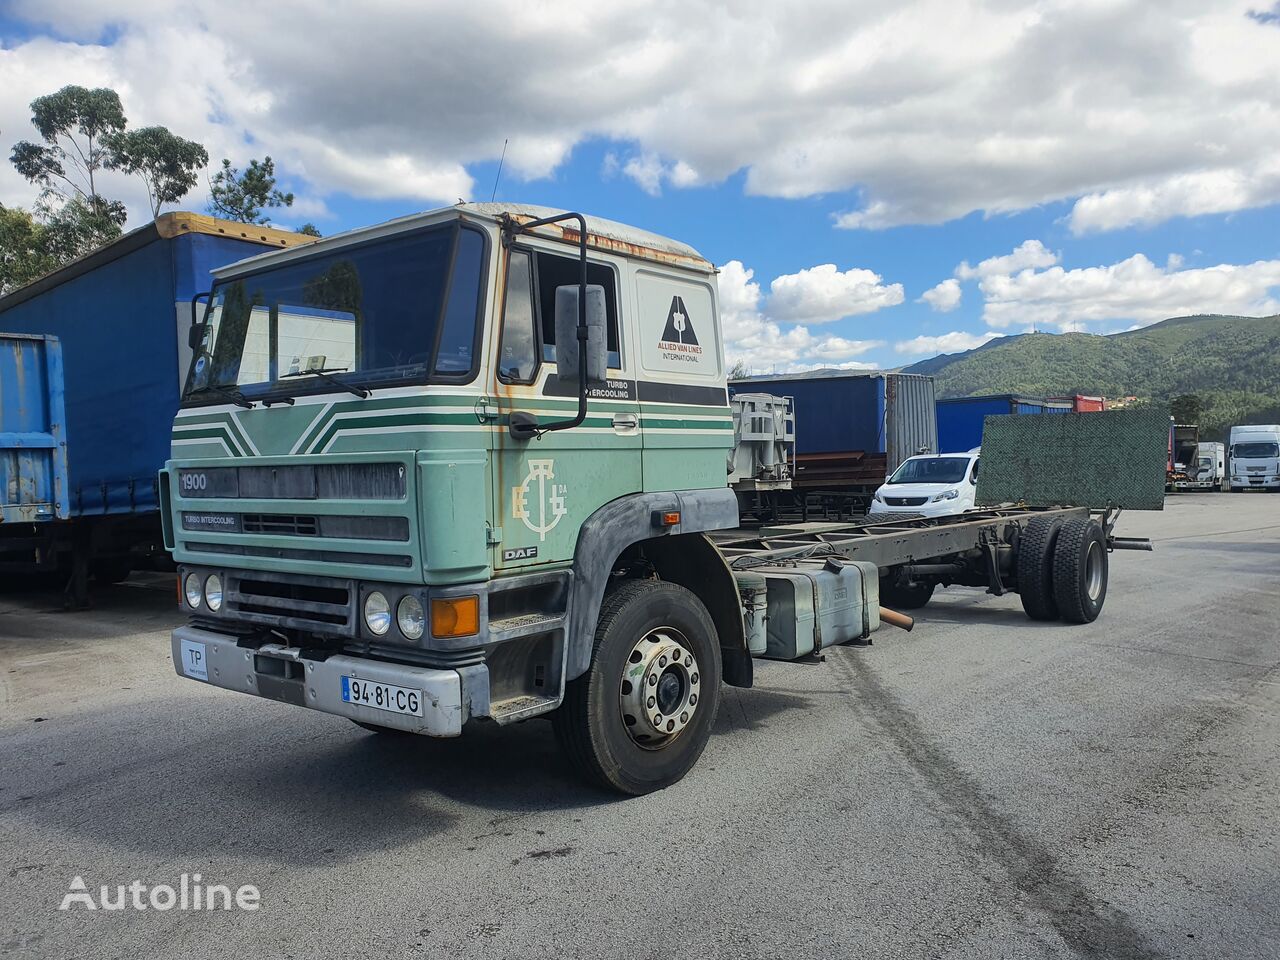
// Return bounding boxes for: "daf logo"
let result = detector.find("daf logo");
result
[511,458,568,541]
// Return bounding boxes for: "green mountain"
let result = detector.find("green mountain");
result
[901,314,1280,441]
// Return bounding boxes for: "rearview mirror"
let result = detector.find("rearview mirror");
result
[188,323,207,351]
[554,284,607,383]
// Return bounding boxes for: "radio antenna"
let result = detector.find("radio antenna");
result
[490,138,509,201]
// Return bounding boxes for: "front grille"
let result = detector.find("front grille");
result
[178,463,407,500]
[886,496,929,506]
[184,540,413,567]
[243,513,318,536]
[228,573,354,631]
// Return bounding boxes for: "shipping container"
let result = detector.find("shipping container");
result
[1048,394,1107,413]
[0,213,312,593]
[1,333,69,531]
[936,394,1070,453]
[730,372,937,500]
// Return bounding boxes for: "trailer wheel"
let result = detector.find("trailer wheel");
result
[1016,516,1064,621]
[881,581,935,609]
[553,579,721,795]
[1052,518,1108,624]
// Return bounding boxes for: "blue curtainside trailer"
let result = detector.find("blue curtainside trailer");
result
[1,333,69,529]
[936,394,1071,453]
[0,213,312,596]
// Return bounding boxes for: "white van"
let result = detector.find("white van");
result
[870,449,980,518]
[1229,425,1280,492]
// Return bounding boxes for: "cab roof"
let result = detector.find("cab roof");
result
[211,202,714,280]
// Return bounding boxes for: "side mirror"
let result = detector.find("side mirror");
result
[188,323,207,351]
[554,284,607,383]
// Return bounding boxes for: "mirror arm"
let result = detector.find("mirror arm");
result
[502,212,590,439]
[190,289,211,328]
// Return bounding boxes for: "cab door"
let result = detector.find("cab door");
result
[489,242,642,573]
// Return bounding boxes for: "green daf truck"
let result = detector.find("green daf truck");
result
[164,203,1155,794]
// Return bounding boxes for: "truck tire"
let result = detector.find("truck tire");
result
[553,579,721,795]
[880,581,935,609]
[1016,516,1064,621]
[1051,518,1108,624]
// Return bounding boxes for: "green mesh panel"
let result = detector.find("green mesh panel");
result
[975,408,1168,510]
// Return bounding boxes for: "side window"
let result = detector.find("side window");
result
[498,249,538,382]
[970,458,980,484]
[533,251,622,368]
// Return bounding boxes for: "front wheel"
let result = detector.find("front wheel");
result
[553,579,721,795]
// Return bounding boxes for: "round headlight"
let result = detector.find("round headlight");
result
[363,591,391,635]
[204,574,223,611]
[397,595,426,640]
[184,572,203,608]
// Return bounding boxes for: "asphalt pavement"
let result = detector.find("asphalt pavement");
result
[2,494,1278,959]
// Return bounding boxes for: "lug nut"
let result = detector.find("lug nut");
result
[689,693,697,705]
[649,674,657,685]
[691,673,699,684]
[659,656,667,667]
[647,696,656,708]
[680,712,689,723]
[684,655,692,667]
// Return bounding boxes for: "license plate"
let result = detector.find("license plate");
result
[180,639,208,681]
[341,676,423,717]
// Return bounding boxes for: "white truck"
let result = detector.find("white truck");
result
[1228,425,1280,492]
[1175,441,1227,492]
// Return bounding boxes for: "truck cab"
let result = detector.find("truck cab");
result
[1228,425,1280,492]
[163,203,744,792]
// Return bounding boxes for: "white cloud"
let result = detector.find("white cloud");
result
[895,331,1002,355]
[768,264,904,324]
[956,240,1059,280]
[979,254,1280,330]
[919,278,962,312]
[2,2,1278,231]
[1067,160,1280,234]
[717,259,888,373]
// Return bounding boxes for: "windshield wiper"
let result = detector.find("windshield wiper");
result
[190,383,254,409]
[279,367,370,399]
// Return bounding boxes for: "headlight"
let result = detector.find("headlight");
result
[931,489,959,502]
[363,591,391,635]
[397,595,426,640]
[184,572,203,608]
[204,574,223,611]
[873,489,884,502]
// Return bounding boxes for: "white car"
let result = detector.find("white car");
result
[870,450,980,518]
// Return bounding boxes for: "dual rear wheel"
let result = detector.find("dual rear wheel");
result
[1016,515,1108,624]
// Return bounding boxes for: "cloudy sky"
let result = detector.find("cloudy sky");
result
[3,0,1279,372]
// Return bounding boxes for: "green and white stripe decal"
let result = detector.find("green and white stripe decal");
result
[174,393,732,458]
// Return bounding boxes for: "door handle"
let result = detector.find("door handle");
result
[612,412,639,432]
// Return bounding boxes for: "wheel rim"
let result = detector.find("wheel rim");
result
[618,627,700,749]
[1085,540,1104,601]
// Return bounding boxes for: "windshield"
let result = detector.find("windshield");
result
[1234,442,1279,458]
[184,223,484,404]
[887,456,970,485]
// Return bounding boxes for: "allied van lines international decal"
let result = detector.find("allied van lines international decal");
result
[658,295,703,364]
[511,459,567,542]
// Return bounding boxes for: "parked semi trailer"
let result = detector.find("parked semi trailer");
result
[0,213,312,597]
[162,203,1156,795]
[936,394,1070,453]
[1,334,69,544]
[730,370,937,517]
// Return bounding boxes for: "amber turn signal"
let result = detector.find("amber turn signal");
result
[660,511,681,526]
[431,595,480,638]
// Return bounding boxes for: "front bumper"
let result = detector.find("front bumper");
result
[171,625,467,736]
